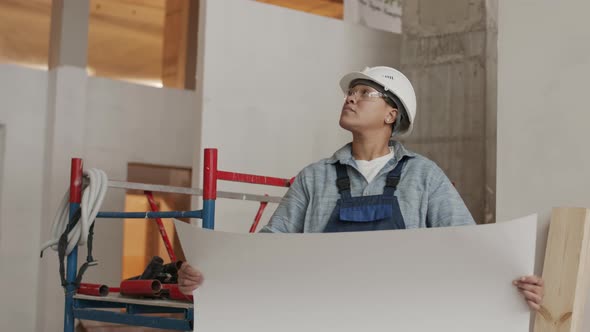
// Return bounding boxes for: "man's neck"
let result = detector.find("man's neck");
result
[351,134,391,161]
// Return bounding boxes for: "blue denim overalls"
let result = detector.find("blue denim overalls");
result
[323,157,408,232]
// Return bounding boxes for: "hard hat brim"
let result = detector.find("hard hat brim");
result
[339,72,381,93]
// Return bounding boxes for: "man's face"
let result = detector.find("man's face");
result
[339,84,396,136]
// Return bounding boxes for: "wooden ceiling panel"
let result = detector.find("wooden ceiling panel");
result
[0,0,344,85]
[0,0,165,82]
[87,0,165,81]
[0,0,51,68]
[90,0,164,34]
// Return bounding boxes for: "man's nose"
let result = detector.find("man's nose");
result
[345,93,357,104]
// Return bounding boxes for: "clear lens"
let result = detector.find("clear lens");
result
[344,88,386,101]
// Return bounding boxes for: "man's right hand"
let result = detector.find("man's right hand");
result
[178,262,204,295]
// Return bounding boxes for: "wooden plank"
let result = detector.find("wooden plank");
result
[255,0,343,18]
[161,0,188,88]
[161,0,198,88]
[162,0,199,89]
[184,0,199,90]
[534,207,590,332]
[309,3,343,19]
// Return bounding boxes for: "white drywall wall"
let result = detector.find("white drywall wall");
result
[497,0,590,329]
[0,64,49,332]
[196,0,404,233]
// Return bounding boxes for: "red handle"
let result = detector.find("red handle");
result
[145,191,177,262]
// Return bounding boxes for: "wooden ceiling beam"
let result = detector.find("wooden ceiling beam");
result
[161,0,198,89]
[255,0,343,18]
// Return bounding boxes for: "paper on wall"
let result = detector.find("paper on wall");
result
[344,0,403,34]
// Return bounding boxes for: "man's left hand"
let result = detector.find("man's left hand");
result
[513,275,544,311]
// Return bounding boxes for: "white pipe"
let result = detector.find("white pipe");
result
[40,169,108,255]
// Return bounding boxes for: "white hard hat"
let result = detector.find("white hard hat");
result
[339,66,417,137]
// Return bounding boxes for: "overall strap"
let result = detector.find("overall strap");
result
[383,156,408,196]
[335,163,352,199]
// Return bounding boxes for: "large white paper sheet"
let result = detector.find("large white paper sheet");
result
[175,215,537,332]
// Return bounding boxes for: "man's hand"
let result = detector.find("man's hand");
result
[513,275,544,311]
[178,262,204,295]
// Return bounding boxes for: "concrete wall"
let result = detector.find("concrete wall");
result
[496,0,590,329]
[400,0,494,224]
[0,125,4,222]
[0,64,49,332]
[195,0,404,233]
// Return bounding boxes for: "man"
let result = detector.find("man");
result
[178,66,544,310]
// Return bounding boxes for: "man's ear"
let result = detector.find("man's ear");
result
[386,108,398,124]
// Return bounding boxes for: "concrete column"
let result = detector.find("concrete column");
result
[400,0,497,224]
[38,1,91,330]
[484,0,497,225]
[48,0,90,69]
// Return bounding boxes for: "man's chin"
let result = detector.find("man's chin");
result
[339,119,354,132]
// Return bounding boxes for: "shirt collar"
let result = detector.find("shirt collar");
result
[326,140,417,166]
